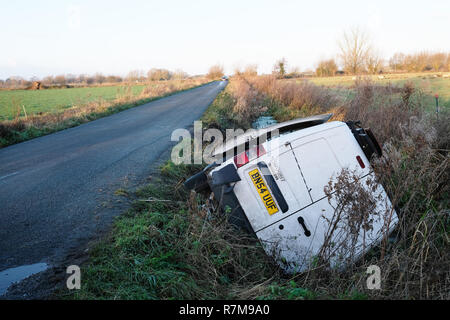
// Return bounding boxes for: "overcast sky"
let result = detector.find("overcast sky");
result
[1,0,449,79]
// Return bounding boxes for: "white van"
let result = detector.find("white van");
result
[185,114,398,273]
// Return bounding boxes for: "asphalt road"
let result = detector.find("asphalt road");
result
[0,81,226,275]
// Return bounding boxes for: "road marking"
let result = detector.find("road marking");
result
[0,171,19,181]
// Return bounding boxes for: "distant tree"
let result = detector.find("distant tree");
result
[284,66,302,78]
[172,69,188,80]
[93,73,105,84]
[338,27,371,74]
[233,64,242,76]
[273,58,287,78]
[86,76,95,85]
[414,52,429,72]
[243,64,258,77]
[77,74,87,84]
[105,75,123,83]
[389,53,406,72]
[316,59,338,77]
[65,74,77,84]
[366,52,384,74]
[53,75,67,85]
[234,64,258,78]
[147,69,157,81]
[430,52,447,71]
[42,75,54,85]
[126,70,141,82]
[147,68,172,81]
[207,64,224,80]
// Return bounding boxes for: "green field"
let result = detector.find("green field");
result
[0,85,146,121]
[306,73,450,110]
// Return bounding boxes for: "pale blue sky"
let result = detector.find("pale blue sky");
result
[1,0,449,79]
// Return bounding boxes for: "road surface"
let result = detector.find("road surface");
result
[0,81,226,286]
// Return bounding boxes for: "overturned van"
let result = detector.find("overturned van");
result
[185,114,398,273]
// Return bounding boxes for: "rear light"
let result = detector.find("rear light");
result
[234,152,249,168]
[356,155,365,168]
[234,145,266,168]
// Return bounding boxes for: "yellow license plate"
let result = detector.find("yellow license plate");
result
[249,168,279,215]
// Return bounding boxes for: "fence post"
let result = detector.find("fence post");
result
[435,94,439,117]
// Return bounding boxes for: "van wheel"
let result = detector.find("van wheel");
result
[184,171,210,193]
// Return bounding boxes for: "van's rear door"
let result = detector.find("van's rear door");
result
[288,125,370,202]
[288,138,343,202]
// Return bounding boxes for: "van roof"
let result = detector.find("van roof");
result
[212,113,334,157]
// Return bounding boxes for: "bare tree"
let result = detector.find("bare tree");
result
[54,74,66,85]
[172,69,188,80]
[414,52,429,72]
[94,73,106,84]
[66,74,76,84]
[243,64,258,77]
[389,53,405,72]
[316,59,338,77]
[366,51,384,74]
[430,52,446,71]
[126,70,142,82]
[147,68,172,81]
[106,75,123,83]
[338,27,371,75]
[207,64,224,80]
[287,66,302,78]
[273,58,287,78]
[234,64,258,77]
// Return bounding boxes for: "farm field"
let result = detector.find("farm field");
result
[306,72,450,110]
[0,85,146,121]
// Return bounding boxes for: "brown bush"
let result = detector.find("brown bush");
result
[207,65,224,80]
[229,79,264,126]
[249,75,340,116]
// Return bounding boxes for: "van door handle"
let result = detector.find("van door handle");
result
[297,216,311,237]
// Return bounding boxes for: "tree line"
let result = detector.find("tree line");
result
[0,68,195,89]
[315,51,450,77]
[315,28,450,76]
[0,64,226,89]
[270,28,450,78]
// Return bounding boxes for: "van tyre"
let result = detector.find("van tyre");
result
[184,171,210,193]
